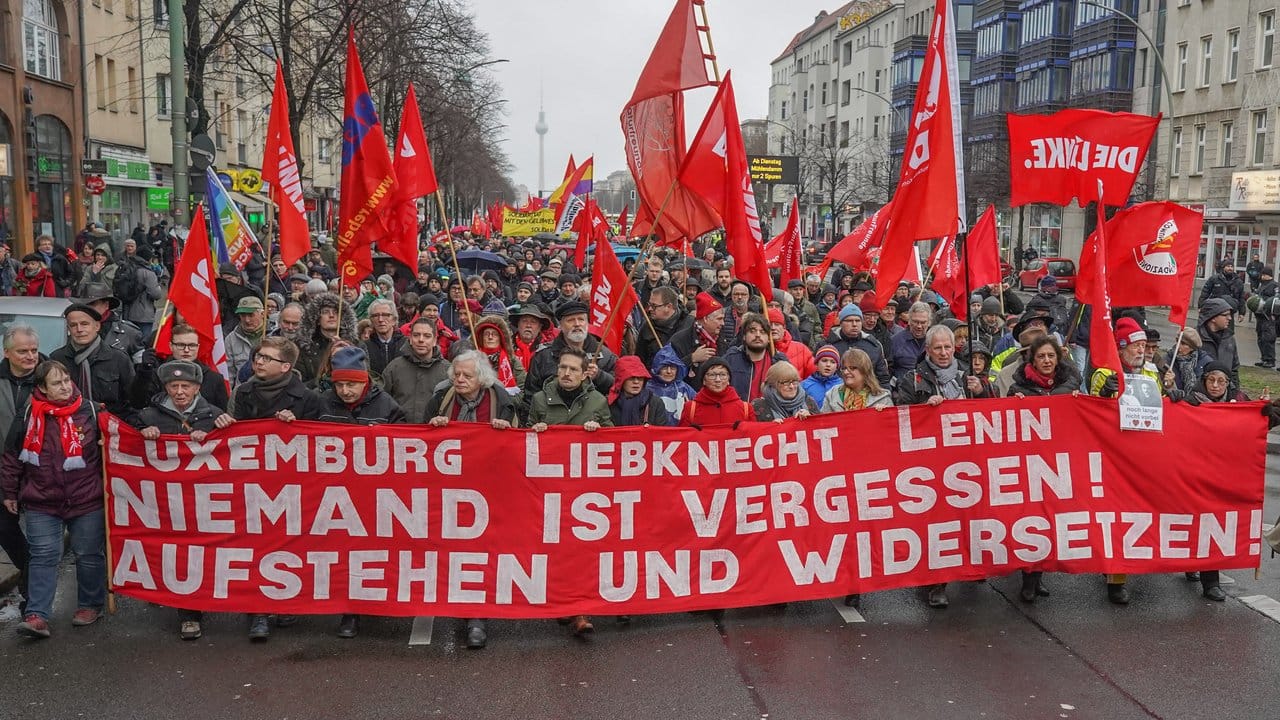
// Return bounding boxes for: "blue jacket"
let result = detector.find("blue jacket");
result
[889,331,925,382]
[802,372,841,407]
[647,346,695,425]
[722,345,788,399]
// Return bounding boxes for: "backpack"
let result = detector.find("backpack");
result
[113,257,144,305]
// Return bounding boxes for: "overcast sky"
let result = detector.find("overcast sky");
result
[470,0,834,195]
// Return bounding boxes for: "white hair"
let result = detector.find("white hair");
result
[908,301,933,319]
[3,323,38,350]
[450,350,498,388]
[924,324,954,346]
[368,298,396,316]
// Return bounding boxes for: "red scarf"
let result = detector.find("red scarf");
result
[696,323,718,349]
[488,348,517,389]
[21,391,87,470]
[1023,363,1056,390]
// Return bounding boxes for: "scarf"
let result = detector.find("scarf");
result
[613,388,652,426]
[692,384,741,408]
[70,337,102,402]
[839,386,869,411]
[488,348,517,389]
[248,372,293,405]
[454,390,489,422]
[763,384,808,419]
[695,323,718,350]
[344,384,372,410]
[21,390,86,469]
[1023,363,1057,390]
[927,357,964,399]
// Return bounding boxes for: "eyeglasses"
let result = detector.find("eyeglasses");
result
[647,302,671,311]
[704,371,730,380]
[253,352,286,364]
[777,379,800,387]
[171,342,199,350]
[839,366,861,375]
[369,313,396,319]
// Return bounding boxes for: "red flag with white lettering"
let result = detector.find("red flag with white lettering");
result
[816,201,894,277]
[384,84,436,269]
[678,72,773,295]
[262,60,309,267]
[588,237,639,353]
[165,205,230,381]
[763,196,802,289]
[1008,109,1160,208]
[874,0,966,303]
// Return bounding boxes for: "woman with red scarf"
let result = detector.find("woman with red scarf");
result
[679,358,754,426]
[1003,335,1078,604]
[1,360,105,639]
[459,315,526,394]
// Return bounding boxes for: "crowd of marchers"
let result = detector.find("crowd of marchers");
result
[2,225,1279,650]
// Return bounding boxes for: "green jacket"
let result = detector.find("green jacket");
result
[529,379,613,427]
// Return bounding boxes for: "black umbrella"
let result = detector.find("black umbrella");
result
[454,249,508,274]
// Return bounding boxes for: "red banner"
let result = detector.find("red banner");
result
[102,397,1266,618]
[1008,109,1161,208]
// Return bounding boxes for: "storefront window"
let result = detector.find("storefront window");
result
[0,112,14,246]
[1026,205,1062,257]
[32,115,72,245]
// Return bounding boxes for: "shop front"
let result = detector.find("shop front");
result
[94,147,152,242]
[1210,170,1280,280]
[0,114,14,247]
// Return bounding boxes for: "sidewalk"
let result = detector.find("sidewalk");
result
[0,556,17,594]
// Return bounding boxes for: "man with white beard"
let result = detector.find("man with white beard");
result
[522,300,616,402]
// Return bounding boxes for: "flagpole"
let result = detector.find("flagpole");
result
[435,190,477,340]
[263,186,276,316]
[151,300,172,350]
[696,0,722,84]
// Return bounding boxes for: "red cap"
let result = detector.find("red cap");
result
[695,291,723,320]
[858,291,879,314]
[767,308,785,325]
[1114,317,1147,348]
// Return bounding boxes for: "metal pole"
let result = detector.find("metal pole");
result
[168,0,189,224]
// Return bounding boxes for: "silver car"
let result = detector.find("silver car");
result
[0,297,71,354]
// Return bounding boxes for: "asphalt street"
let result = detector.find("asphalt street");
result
[0,461,1277,720]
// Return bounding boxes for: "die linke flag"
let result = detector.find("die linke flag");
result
[337,31,398,286]
[763,196,802,289]
[588,237,638,353]
[1085,201,1204,327]
[1008,109,1161,208]
[679,72,773,296]
[262,59,308,267]
[384,84,436,270]
[873,0,966,305]
[160,204,229,381]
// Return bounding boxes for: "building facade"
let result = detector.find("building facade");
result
[0,0,88,253]
[1145,0,1280,281]
[767,1,905,241]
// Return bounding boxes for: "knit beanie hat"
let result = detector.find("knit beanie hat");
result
[331,346,369,383]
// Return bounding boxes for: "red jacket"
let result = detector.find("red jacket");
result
[775,331,815,377]
[679,386,754,427]
[13,269,56,297]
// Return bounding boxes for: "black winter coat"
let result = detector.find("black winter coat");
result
[134,395,222,434]
[1004,361,1081,397]
[362,332,407,376]
[232,373,324,421]
[523,334,616,398]
[50,341,136,419]
[316,385,405,425]
[635,309,693,367]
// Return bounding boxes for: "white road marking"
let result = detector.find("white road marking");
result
[409,616,434,645]
[1237,595,1280,624]
[830,598,865,623]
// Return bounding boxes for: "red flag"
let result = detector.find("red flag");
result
[1088,201,1204,327]
[679,72,772,295]
[929,235,967,319]
[337,32,398,285]
[875,0,965,304]
[519,196,545,213]
[573,199,610,267]
[965,205,1003,287]
[1008,109,1160,208]
[166,205,230,381]
[763,196,802,289]
[1077,190,1124,388]
[816,201,894,276]
[487,200,505,232]
[618,205,630,238]
[383,84,437,269]
[471,210,491,240]
[261,60,309,267]
[621,0,720,245]
[588,237,639,353]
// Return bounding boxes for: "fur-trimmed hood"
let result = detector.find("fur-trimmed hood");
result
[297,292,358,353]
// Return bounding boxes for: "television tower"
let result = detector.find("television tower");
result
[535,87,548,198]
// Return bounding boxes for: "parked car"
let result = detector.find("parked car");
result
[1018,257,1077,291]
[0,297,70,354]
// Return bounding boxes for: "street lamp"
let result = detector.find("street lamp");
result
[1075,0,1176,199]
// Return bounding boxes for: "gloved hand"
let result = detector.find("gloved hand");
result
[1099,373,1119,398]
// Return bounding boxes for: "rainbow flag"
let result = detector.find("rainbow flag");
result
[205,167,259,270]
